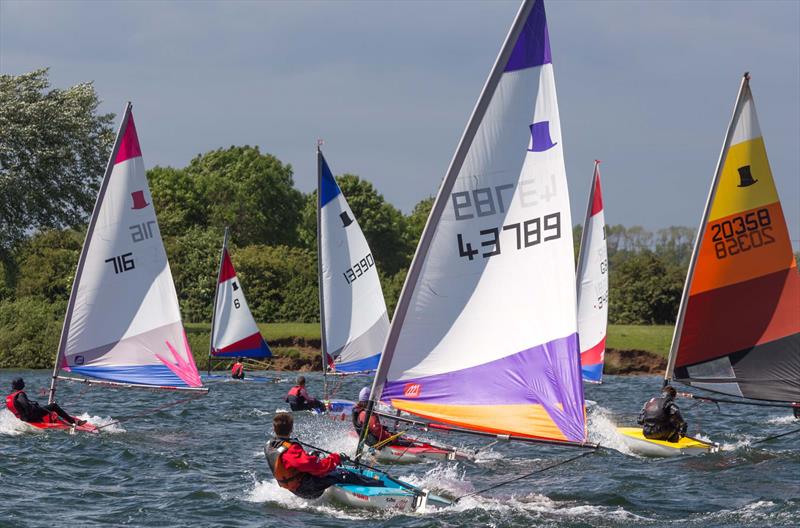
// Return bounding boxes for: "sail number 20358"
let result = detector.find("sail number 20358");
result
[710,208,774,259]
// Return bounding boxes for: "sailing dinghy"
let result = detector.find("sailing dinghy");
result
[206,227,272,381]
[330,0,595,512]
[316,146,390,383]
[45,103,207,428]
[619,73,799,456]
[576,161,608,383]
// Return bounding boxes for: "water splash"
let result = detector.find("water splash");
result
[587,405,633,455]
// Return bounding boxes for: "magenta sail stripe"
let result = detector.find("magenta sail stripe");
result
[382,333,586,443]
[504,0,551,72]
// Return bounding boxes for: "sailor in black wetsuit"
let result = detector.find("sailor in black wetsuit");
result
[637,385,687,442]
[285,376,325,412]
[5,378,85,425]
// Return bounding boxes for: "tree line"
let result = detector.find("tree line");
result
[1,69,708,367]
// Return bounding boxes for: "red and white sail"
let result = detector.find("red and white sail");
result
[211,230,271,359]
[576,162,608,383]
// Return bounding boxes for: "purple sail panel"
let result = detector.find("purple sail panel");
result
[505,0,552,73]
[382,333,586,443]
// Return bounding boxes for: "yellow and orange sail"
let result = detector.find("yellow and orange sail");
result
[667,74,799,402]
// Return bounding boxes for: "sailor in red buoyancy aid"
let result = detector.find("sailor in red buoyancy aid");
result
[285,376,325,412]
[5,378,85,426]
[231,358,245,380]
[352,386,414,447]
[264,412,384,499]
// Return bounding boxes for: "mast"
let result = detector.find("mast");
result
[358,0,537,459]
[664,73,752,383]
[316,142,330,398]
[576,161,600,296]
[49,102,133,404]
[207,226,229,375]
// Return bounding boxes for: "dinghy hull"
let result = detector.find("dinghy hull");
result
[617,427,717,457]
[324,467,450,512]
[28,420,99,434]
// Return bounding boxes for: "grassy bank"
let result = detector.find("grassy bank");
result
[606,325,673,357]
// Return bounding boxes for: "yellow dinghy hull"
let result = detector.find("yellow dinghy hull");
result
[617,427,719,457]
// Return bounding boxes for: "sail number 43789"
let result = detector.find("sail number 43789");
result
[457,212,561,260]
[710,208,774,259]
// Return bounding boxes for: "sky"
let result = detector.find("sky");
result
[1,0,798,245]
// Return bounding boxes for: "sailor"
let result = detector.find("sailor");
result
[5,378,85,426]
[264,412,384,499]
[231,358,245,380]
[637,385,687,442]
[285,376,325,412]
[352,386,415,447]
[793,404,800,420]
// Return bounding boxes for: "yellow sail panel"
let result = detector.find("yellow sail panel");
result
[392,399,571,442]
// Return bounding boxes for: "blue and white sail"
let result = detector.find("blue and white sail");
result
[317,149,389,373]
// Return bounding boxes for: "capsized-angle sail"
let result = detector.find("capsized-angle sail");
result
[369,0,586,444]
[318,149,389,373]
[52,104,203,390]
[211,231,271,359]
[576,162,608,383]
[666,74,800,402]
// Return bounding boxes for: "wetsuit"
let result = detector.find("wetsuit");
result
[637,395,687,442]
[6,390,77,424]
[231,362,245,379]
[285,385,325,412]
[351,403,414,447]
[264,437,383,499]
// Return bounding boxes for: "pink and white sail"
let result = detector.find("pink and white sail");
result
[52,104,203,391]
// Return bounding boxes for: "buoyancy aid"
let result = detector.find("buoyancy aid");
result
[5,390,23,419]
[351,405,379,446]
[285,385,304,405]
[264,438,305,492]
[231,363,244,378]
[641,396,671,428]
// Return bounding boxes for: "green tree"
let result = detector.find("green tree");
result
[233,245,318,323]
[163,226,222,323]
[0,297,66,368]
[0,69,114,266]
[14,228,84,303]
[404,196,433,261]
[149,146,304,247]
[609,251,684,324]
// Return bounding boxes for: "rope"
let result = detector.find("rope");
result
[454,449,598,503]
[750,426,800,446]
[94,393,206,431]
[371,430,408,450]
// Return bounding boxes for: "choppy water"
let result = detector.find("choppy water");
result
[0,370,797,527]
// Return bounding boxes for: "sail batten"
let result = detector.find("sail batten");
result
[366,0,586,445]
[667,74,800,402]
[50,104,204,395]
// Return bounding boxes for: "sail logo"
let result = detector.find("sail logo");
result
[131,190,149,210]
[737,165,758,187]
[340,211,354,227]
[528,121,558,152]
[403,383,422,398]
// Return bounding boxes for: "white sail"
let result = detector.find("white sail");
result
[576,162,608,383]
[318,149,389,373]
[52,104,203,392]
[366,0,586,444]
[211,229,271,359]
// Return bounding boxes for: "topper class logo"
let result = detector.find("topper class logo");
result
[403,383,422,398]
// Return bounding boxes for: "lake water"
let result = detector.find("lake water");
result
[1,370,797,527]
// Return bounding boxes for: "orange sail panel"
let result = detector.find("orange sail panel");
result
[670,75,800,402]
